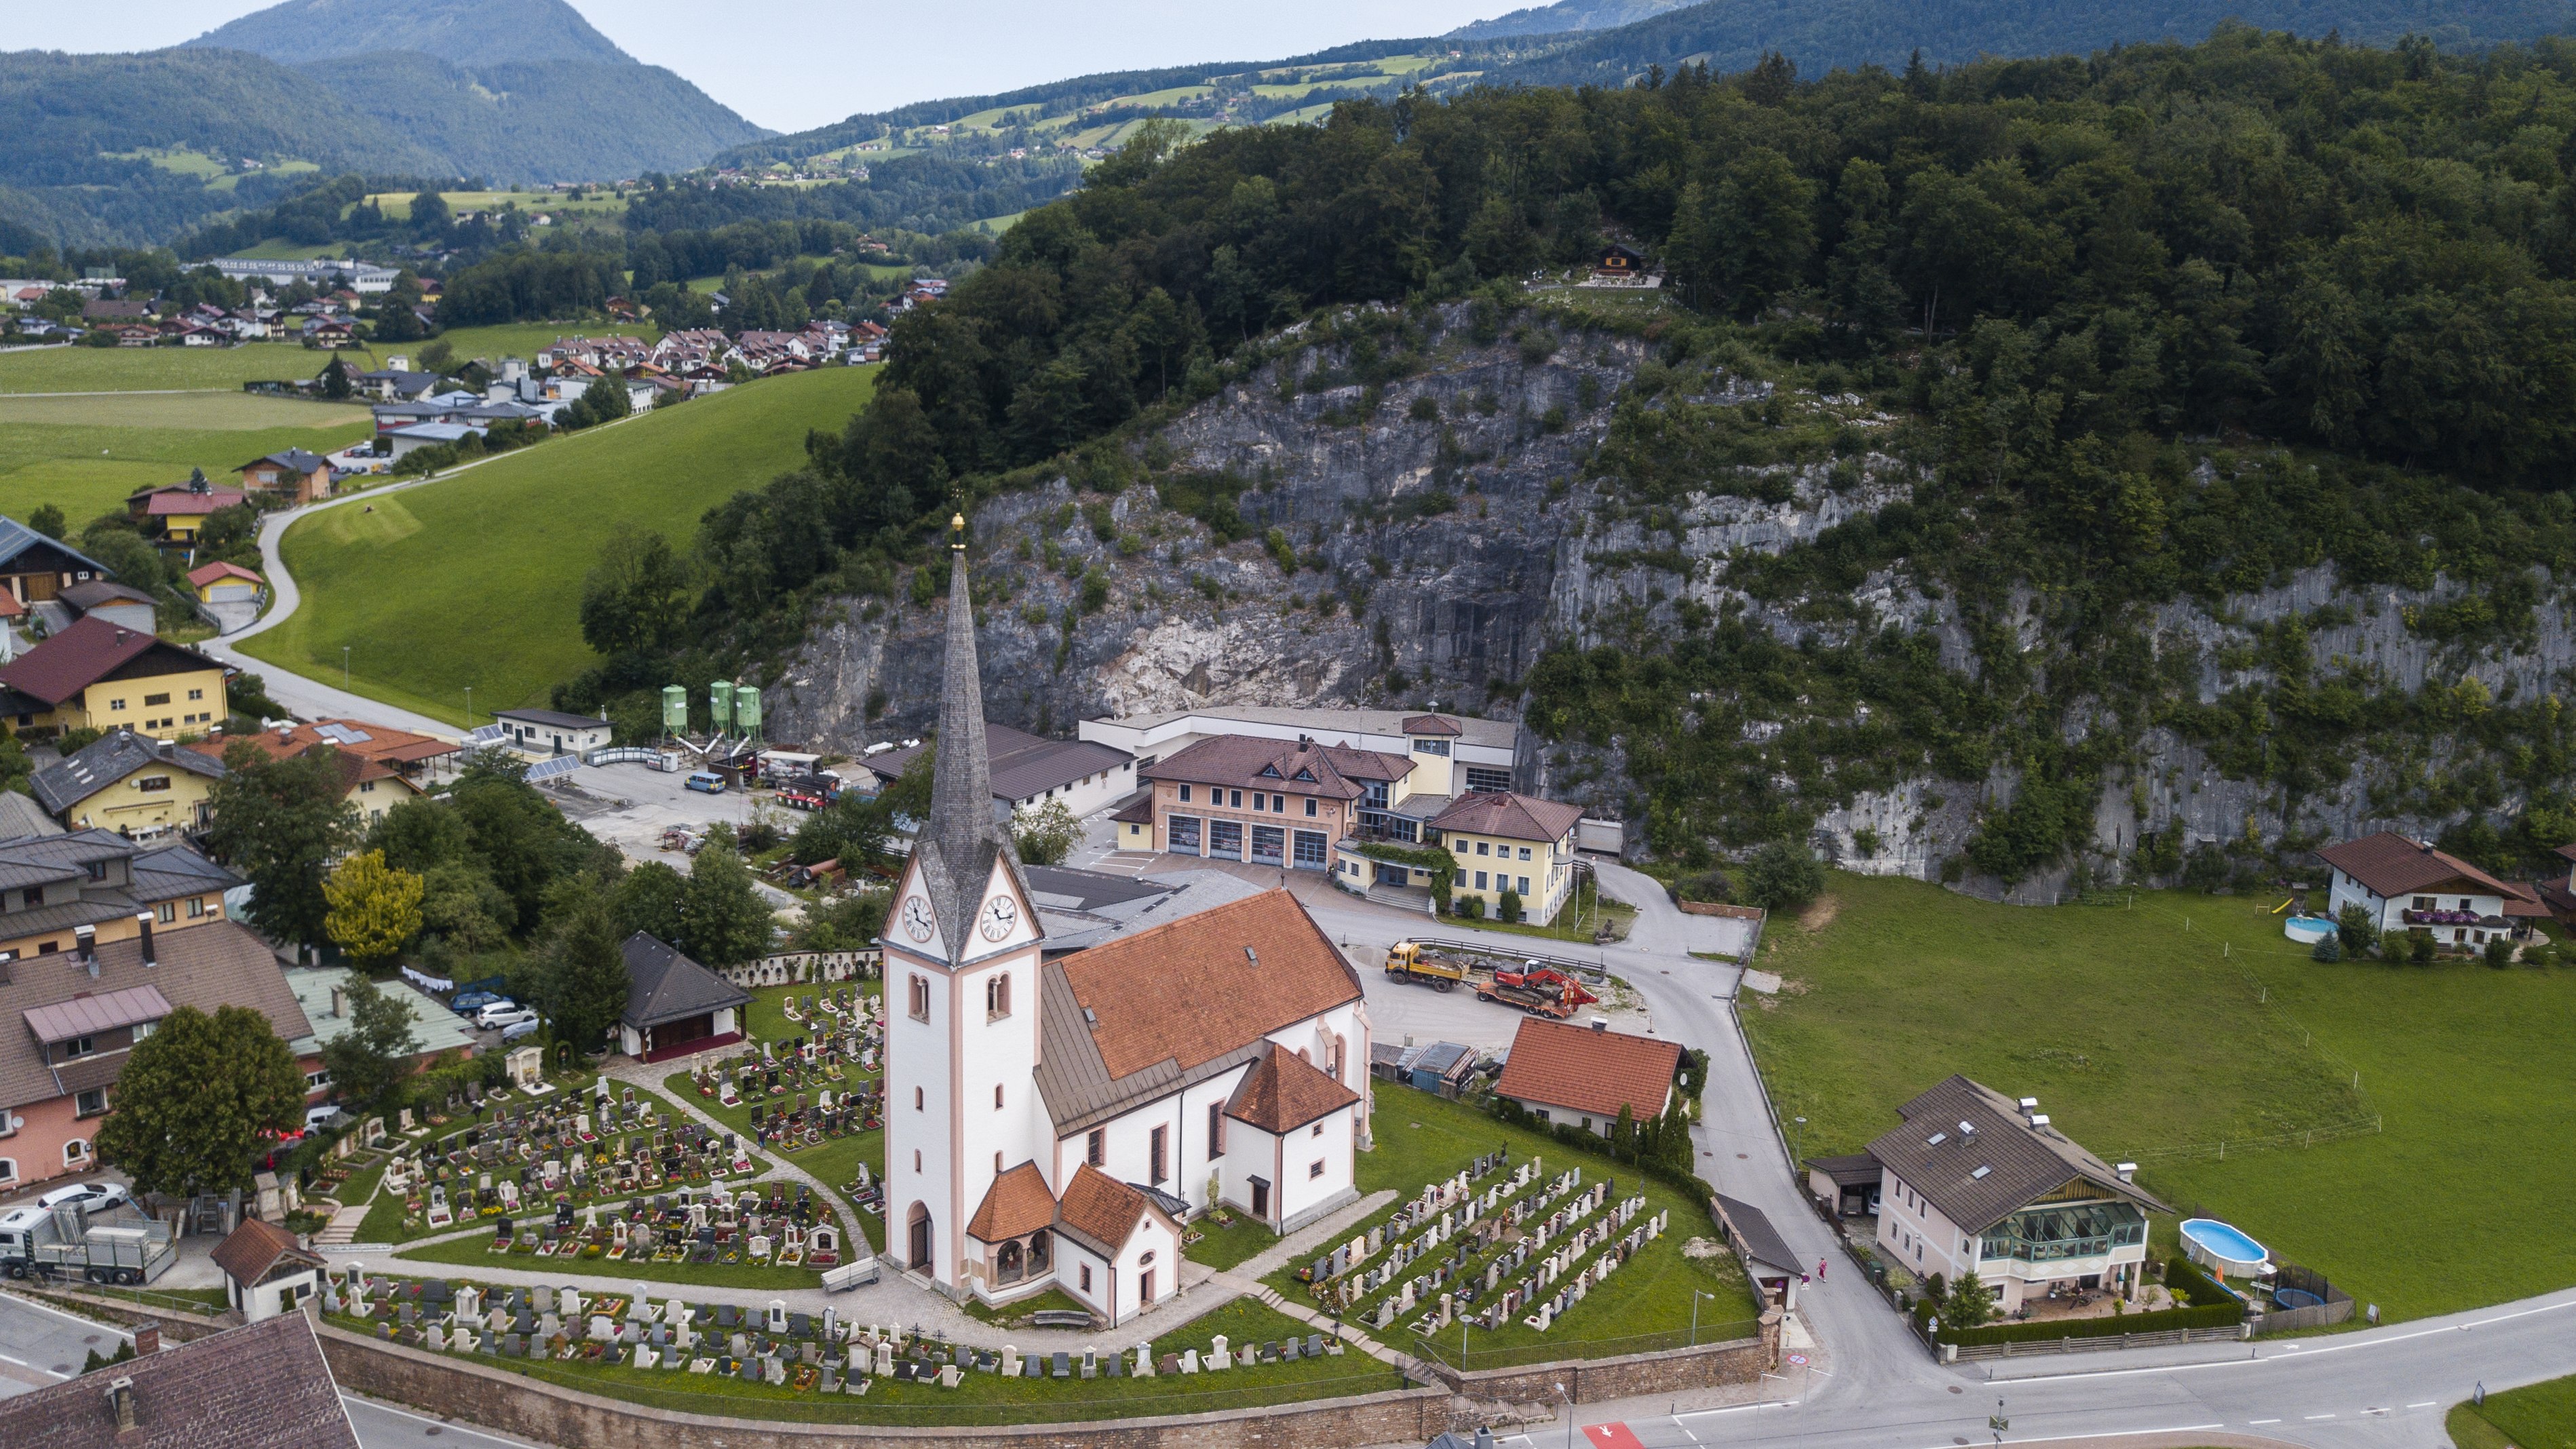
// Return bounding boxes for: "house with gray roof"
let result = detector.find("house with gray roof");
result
[862,720,1134,822]
[29,728,227,835]
[1867,1075,2169,1314]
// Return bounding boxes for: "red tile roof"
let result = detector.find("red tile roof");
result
[210,1216,316,1286]
[140,487,247,516]
[187,560,263,587]
[1432,791,1584,845]
[2318,831,2527,901]
[1225,1041,1360,1134]
[0,615,168,706]
[965,1161,1058,1243]
[1057,890,1361,1079]
[1402,714,1462,736]
[1055,1163,1151,1254]
[1139,735,1406,801]
[1493,1017,1681,1122]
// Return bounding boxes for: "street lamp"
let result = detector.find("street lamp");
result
[1989,1397,2010,1448]
[1689,1288,1716,1345]
[463,684,473,728]
[341,644,350,690]
[1554,1383,1572,1449]
[1793,1115,1807,1166]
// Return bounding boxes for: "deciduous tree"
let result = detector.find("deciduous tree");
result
[204,742,359,955]
[324,849,425,967]
[318,975,421,1108]
[94,1005,303,1199]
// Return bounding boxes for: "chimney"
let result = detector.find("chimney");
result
[1244,946,1258,967]
[2115,1161,2138,1184]
[1590,1015,1608,1032]
[2019,1096,2039,1121]
[75,925,96,967]
[1959,1119,1976,1140]
[131,1321,159,1356]
[134,913,155,968]
[2029,1113,2051,1130]
[107,1376,135,1431]
[330,984,346,1018]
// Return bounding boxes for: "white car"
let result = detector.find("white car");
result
[476,1005,539,1032]
[36,1182,131,1216]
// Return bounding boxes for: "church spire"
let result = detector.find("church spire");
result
[929,513,997,868]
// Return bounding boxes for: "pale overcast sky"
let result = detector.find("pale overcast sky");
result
[24,1,1522,133]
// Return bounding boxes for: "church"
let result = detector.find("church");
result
[883,520,1374,1324]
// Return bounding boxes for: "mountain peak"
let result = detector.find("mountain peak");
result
[187,0,634,69]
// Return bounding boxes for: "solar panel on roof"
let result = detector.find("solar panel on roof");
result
[315,723,372,744]
[525,756,581,782]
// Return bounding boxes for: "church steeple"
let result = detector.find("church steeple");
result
[913,513,1014,965]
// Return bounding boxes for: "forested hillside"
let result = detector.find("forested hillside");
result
[1453,0,1694,40]
[185,0,636,66]
[1480,0,2576,87]
[590,31,2576,897]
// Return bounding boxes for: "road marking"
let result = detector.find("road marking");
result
[2407,1401,2438,1408]
[1899,1425,2226,1449]
[1674,1401,1792,1418]
[2249,1418,2280,1425]
[2305,1413,2336,1419]
[1583,1423,1649,1449]
[1984,1292,2576,1384]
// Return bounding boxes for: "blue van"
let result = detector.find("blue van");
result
[685,771,727,794]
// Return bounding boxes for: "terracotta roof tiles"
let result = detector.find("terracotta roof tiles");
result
[2318,830,2525,901]
[1225,1041,1360,1134]
[1493,1017,1681,1123]
[1054,1163,1152,1254]
[1432,791,1584,845]
[1056,890,1361,1080]
[210,1216,315,1286]
[965,1161,1058,1243]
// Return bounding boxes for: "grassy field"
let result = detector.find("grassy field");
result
[239,366,877,724]
[1744,873,2576,1323]
[2451,1372,2576,1449]
[327,1290,1395,1424]
[0,341,328,394]
[0,396,372,524]
[1254,1083,1761,1366]
[429,322,661,363]
[366,190,631,221]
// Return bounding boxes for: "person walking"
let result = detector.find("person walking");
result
[1817,1257,1828,1283]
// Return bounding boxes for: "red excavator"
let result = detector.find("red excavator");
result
[1476,961,1601,1018]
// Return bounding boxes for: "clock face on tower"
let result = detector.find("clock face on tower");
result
[980,894,1018,942]
[901,895,936,942]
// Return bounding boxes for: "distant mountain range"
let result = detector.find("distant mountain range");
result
[0,0,766,247]
[1450,0,1692,40]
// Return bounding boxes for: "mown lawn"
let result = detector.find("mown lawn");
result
[328,1292,1396,1425]
[0,395,372,523]
[1744,872,2576,1323]
[2450,1372,2576,1449]
[428,321,661,364]
[1257,1083,1760,1366]
[0,341,328,393]
[240,366,876,723]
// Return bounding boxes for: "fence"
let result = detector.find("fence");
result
[2254,1262,2355,1334]
[2121,1114,2383,1165]
[1946,1324,2245,1361]
[720,950,881,988]
[1410,1322,1760,1374]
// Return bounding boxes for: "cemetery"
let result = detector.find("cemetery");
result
[1260,1083,1762,1366]
[316,1264,1402,1423]
[664,980,887,1248]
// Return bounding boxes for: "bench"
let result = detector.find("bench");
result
[1028,1310,1096,1329]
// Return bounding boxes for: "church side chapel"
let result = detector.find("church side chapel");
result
[884,518,1374,1325]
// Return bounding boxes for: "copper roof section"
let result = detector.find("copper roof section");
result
[2317,830,2527,901]
[964,1161,1057,1243]
[1225,1041,1361,1134]
[1431,791,1585,844]
[1493,1017,1682,1122]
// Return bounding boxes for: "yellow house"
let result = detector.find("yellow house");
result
[185,731,423,823]
[126,471,250,547]
[1429,792,1586,925]
[0,615,229,740]
[28,728,226,835]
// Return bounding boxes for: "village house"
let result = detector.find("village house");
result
[30,728,227,835]
[885,534,1369,1324]
[237,448,334,505]
[2318,830,2541,950]
[1126,734,1402,870]
[1421,790,1587,924]
[183,721,427,823]
[490,706,610,758]
[0,616,229,739]
[58,580,159,634]
[1492,1016,1683,1136]
[0,516,115,606]
[1868,1075,2168,1315]
[282,966,476,1106]
[0,1311,359,1449]
[0,828,238,963]
[187,560,263,604]
[616,932,751,1061]
[125,469,246,548]
[862,721,1134,822]
[1083,704,1526,839]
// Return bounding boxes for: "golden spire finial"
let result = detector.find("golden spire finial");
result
[950,511,967,549]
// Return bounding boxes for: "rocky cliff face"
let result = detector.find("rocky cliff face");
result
[770,301,2576,895]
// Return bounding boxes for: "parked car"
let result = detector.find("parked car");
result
[475,1003,538,1031]
[497,1016,543,1043]
[304,1102,348,1132]
[450,990,507,1016]
[685,771,727,794]
[36,1182,132,1217]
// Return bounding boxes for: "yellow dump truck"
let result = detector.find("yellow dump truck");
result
[1383,940,1470,992]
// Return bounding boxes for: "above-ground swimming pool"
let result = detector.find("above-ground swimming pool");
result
[2284,915,2337,944]
[2180,1217,2270,1277]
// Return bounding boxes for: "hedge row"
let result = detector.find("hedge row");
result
[1939,1257,2244,1347]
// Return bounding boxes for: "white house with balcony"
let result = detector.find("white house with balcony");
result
[2316,830,2539,950]
[1867,1076,2167,1314]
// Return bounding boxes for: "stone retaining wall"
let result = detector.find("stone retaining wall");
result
[317,1319,1777,1448]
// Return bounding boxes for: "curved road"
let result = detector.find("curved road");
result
[1299,867,2564,1449]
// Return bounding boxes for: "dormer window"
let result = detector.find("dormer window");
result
[1293,769,1315,781]
[62,1035,96,1059]
[1258,765,1281,778]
